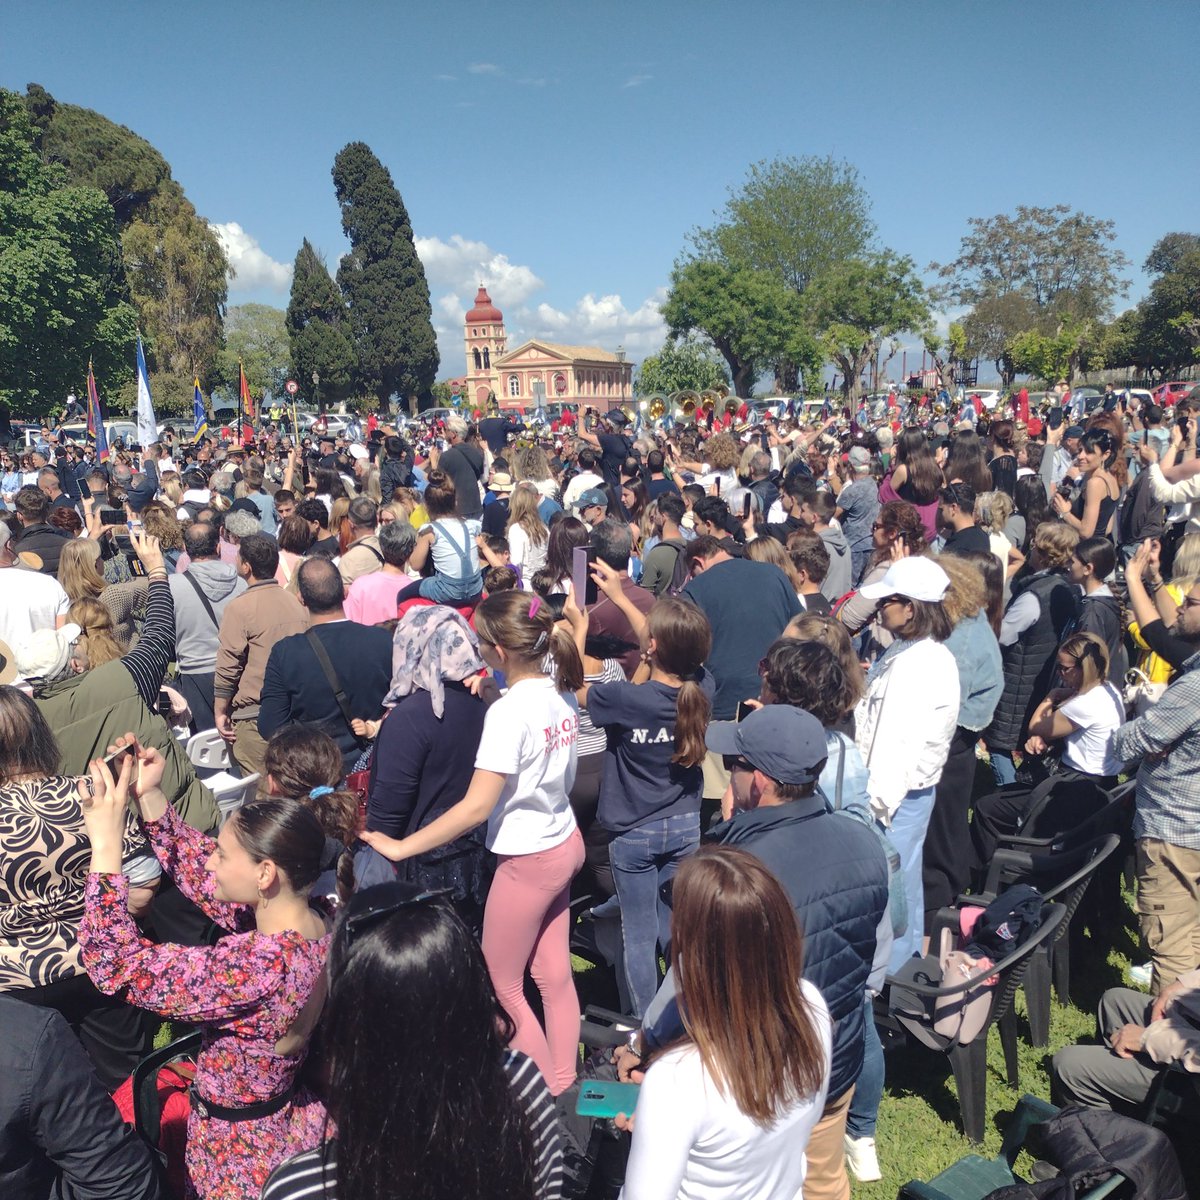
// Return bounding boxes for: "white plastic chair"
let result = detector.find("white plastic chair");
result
[212,773,260,826]
[185,729,232,772]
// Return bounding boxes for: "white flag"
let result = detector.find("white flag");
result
[135,335,158,448]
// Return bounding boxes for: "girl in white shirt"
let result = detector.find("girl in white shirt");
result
[621,846,831,1200]
[362,590,585,1095]
[1024,632,1124,782]
[507,481,550,589]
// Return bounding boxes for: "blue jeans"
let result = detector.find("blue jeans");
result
[989,749,1017,788]
[845,993,885,1139]
[609,812,700,1018]
[418,571,483,604]
[887,785,936,972]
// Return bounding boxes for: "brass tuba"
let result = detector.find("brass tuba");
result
[647,394,667,420]
[699,390,718,414]
[724,397,740,415]
[673,389,701,418]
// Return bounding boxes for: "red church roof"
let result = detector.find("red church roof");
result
[466,285,503,324]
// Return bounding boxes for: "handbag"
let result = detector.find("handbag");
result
[1124,666,1166,718]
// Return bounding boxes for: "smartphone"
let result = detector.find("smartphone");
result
[742,492,753,520]
[736,700,755,722]
[714,477,721,495]
[98,507,125,525]
[157,689,174,719]
[575,1080,640,1120]
[572,544,599,606]
[1047,407,1064,431]
[103,742,136,774]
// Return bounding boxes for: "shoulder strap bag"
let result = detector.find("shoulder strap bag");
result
[181,571,220,630]
[305,629,366,747]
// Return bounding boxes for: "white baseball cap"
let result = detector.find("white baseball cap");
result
[859,557,950,603]
[347,444,369,461]
[12,623,82,681]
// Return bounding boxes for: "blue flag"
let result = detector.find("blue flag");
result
[135,335,158,447]
[192,378,208,443]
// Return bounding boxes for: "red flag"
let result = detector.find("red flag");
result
[239,363,255,444]
[87,362,109,462]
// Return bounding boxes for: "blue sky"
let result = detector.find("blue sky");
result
[5,0,1198,379]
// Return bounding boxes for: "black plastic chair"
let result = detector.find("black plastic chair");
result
[131,1030,202,1147]
[969,833,1122,1048]
[879,902,1066,1143]
[994,778,1133,856]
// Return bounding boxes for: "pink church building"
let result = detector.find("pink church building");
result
[463,285,633,412]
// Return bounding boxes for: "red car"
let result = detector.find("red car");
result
[1153,381,1193,406]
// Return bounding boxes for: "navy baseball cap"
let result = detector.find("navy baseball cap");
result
[577,488,608,509]
[705,705,828,785]
[1064,425,1085,439]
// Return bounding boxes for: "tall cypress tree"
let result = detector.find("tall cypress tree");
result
[286,239,355,410]
[331,143,438,410]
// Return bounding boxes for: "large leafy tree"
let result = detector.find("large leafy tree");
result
[22,84,228,390]
[662,259,814,397]
[218,303,290,399]
[286,239,356,410]
[932,204,1129,384]
[1133,232,1200,376]
[683,155,874,390]
[0,89,138,416]
[804,252,930,402]
[634,337,729,397]
[332,143,438,410]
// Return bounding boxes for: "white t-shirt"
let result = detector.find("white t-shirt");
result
[621,980,832,1200]
[508,523,548,587]
[1059,681,1125,777]
[474,675,579,855]
[0,567,70,649]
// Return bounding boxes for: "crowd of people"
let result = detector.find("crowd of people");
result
[2,379,1200,1198]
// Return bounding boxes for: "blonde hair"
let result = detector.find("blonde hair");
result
[1170,533,1200,590]
[57,539,107,604]
[506,482,549,546]
[69,597,124,664]
[704,433,740,472]
[747,535,803,594]
[1032,521,1079,571]
[937,553,987,625]
[974,490,1013,536]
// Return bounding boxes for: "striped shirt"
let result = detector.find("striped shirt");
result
[260,1050,563,1200]
[121,578,175,708]
[1112,649,1200,850]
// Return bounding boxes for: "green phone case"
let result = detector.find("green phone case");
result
[575,1080,641,1119]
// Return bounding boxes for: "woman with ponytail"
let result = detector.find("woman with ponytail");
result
[264,727,361,907]
[565,563,714,1017]
[361,590,585,1095]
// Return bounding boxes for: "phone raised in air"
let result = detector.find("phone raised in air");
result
[735,700,755,722]
[742,493,753,520]
[572,544,599,606]
[98,508,126,526]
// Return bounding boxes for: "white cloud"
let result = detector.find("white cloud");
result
[524,288,668,358]
[434,73,456,82]
[415,234,544,309]
[622,73,653,89]
[212,222,292,294]
[467,62,500,75]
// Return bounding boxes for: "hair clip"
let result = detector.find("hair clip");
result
[528,596,542,619]
[309,785,334,798]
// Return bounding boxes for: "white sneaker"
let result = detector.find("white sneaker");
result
[844,1134,882,1182]
[1129,962,1153,988]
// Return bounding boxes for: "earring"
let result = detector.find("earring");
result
[258,890,269,910]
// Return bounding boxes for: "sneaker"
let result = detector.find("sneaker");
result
[844,1134,882,1182]
[1129,962,1153,988]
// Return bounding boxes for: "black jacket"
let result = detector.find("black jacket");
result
[0,998,162,1200]
[13,522,70,576]
[706,798,889,1101]
[1065,592,1128,683]
[987,570,1080,751]
[379,452,414,498]
[989,1106,1186,1200]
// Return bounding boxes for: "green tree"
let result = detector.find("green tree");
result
[1007,319,1105,385]
[218,303,290,398]
[332,143,438,410]
[923,322,969,394]
[960,291,1039,387]
[804,252,930,402]
[286,239,356,411]
[24,85,229,386]
[634,338,729,396]
[661,259,809,397]
[0,89,138,416]
[693,155,875,295]
[1132,232,1200,376]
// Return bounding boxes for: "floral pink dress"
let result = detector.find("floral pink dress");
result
[79,806,329,1200]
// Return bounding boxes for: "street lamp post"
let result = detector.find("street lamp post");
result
[312,370,321,415]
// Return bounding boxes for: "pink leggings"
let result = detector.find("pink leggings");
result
[482,827,584,1094]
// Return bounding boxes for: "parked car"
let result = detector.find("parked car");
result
[968,389,1002,410]
[296,412,352,435]
[1153,381,1193,406]
[58,420,140,448]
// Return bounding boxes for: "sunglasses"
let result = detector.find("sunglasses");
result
[722,755,754,773]
[878,594,910,609]
[344,886,454,942]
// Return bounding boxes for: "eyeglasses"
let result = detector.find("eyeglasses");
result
[878,594,910,608]
[722,755,754,773]
[345,886,454,942]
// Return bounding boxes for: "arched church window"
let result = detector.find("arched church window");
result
[473,349,482,370]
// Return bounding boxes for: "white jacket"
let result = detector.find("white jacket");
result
[855,638,960,824]
[1147,462,1200,534]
